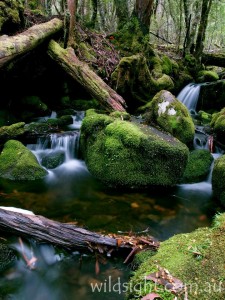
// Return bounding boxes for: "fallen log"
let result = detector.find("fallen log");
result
[0,18,63,68]
[202,52,225,68]
[0,208,159,257]
[47,40,127,112]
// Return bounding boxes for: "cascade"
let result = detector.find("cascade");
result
[177,83,202,114]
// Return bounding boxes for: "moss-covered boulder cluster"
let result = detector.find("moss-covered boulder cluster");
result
[143,90,195,145]
[128,213,225,300]
[0,0,24,34]
[0,140,47,180]
[80,109,189,188]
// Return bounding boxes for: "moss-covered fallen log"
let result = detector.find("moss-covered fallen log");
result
[0,18,63,68]
[47,40,127,112]
[202,52,225,68]
[0,208,159,257]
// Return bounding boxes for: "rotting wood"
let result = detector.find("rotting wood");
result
[0,18,63,68]
[47,40,127,112]
[0,208,159,257]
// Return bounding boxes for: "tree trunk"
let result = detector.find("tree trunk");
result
[0,208,159,255]
[134,0,154,34]
[194,0,213,60]
[114,0,129,29]
[91,0,98,28]
[0,18,63,69]
[67,0,77,47]
[47,40,127,112]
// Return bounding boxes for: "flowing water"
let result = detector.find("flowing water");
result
[0,98,223,299]
[177,83,202,115]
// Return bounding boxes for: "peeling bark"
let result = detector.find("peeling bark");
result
[0,18,63,68]
[47,40,127,112]
[0,208,159,256]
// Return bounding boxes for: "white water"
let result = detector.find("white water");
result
[177,83,202,114]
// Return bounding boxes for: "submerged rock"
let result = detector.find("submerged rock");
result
[41,150,65,169]
[143,90,195,145]
[0,140,47,180]
[128,213,225,300]
[212,154,225,206]
[80,109,189,188]
[182,149,213,183]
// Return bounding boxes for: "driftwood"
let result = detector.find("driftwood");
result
[0,18,63,68]
[0,208,159,257]
[47,40,127,112]
[202,52,225,68]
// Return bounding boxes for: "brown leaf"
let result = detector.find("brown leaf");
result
[141,293,162,300]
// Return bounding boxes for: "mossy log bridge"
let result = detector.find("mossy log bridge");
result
[202,52,225,68]
[0,18,63,68]
[0,208,159,258]
[47,40,127,112]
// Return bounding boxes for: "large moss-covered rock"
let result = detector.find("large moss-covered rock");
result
[0,0,24,34]
[0,122,25,142]
[80,109,189,188]
[111,54,174,112]
[0,140,47,180]
[143,90,195,145]
[128,213,225,300]
[210,107,225,145]
[197,70,219,83]
[212,155,225,206]
[182,149,213,183]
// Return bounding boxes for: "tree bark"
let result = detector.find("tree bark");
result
[0,18,63,69]
[47,40,127,112]
[0,208,159,255]
[134,0,154,34]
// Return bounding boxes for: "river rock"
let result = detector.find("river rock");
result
[41,150,65,169]
[80,109,189,188]
[143,90,195,145]
[0,140,47,180]
[212,154,225,206]
[0,122,26,142]
[210,107,225,145]
[182,149,213,183]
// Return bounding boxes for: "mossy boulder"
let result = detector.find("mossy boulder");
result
[0,140,47,180]
[182,149,213,183]
[21,96,49,117]
[197,70,219,83]
[128,213,225,300]
[80,109,189,188]
[198,110,212,124]
[198,80,225,112]
[0,122,25,142]
[210,108,225,145]
[41,151,65,169]
[0,0,24,34]
[143,90,195,145]
[212,155,225,206]
[111,54,174,112]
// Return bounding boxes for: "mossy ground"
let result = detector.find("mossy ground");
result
[128,213,225,300]
[212,154,225,206]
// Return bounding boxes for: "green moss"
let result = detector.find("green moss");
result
[143,90,195,145]
[210,108,225,144]
[0,122,25,140]
[80,110,189,188]
[212,154,225,206]
[128,217,225,299]
[0,140,47,180]
[0,0,24,34]
[182,149,213,183]
[197,70,219,83]
[198,110,212,124]
[109,111,131,121]
[22,96,48,114]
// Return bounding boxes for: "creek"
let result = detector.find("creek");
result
[0,85,223,299]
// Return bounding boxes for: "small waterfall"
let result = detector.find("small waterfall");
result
[177,83,202,114]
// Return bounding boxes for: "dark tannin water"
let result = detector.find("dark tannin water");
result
[0,105,222,299]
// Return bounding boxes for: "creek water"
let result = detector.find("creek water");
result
[0,95,222,299]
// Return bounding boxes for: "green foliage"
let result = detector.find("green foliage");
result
[182,149,213,183]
